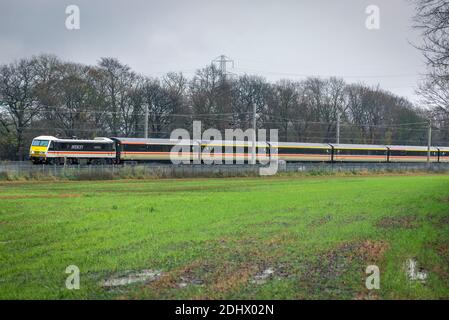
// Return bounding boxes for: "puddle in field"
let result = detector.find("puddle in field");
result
[101,269,162,287]
[406,259,428,282]
[250,267,276,285]
[177,276,204,288]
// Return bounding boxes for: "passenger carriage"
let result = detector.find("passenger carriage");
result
[276,142,332,162]
[387,145,439,163]
[331,144,388,162]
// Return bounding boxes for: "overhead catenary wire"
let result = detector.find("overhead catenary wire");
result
[232,66,423,79]
[20,127,434,145]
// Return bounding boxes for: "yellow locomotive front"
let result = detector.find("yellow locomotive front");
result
[29,136,54,164]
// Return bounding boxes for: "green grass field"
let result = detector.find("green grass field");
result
[1,174,449,299]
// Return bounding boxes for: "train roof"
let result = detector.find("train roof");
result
[55,137,113,143]
[387,145,438,151]
[112,137,183,145]
[114,137,270,147]
[277,142,331,148]
[37,136,449,151]
[330,143,387,150]
[33,136,113,143]
[200,139,269,147]
[33,135,58,141]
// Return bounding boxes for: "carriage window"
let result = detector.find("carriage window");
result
[336,149,386,156]
[150,144,173,152]
[390,150,437,157]
[280,147,330,155]
[390,150,429,157]
[124,144,147,152]
[408,151,425,156]
[390,150,407,156]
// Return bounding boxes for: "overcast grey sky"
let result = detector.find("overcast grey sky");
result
[0,0,425,101]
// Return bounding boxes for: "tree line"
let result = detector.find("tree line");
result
[0,54,446,160]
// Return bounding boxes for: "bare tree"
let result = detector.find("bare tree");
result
[413,0,449,70]
[290,82,312,142]
[46,63,93,137]
[231,74,270,130]
[163,72,189,132]
[141,78,177,138]
[98,57,132,136]
[413,0,449,128]
[346,84,389,144]
[268,80,299,141]
[303,77,342,142]
[0,58,41,159]
[417,70,449,117]
[189,65,233,131]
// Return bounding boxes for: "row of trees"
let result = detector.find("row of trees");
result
[0,54,446,160]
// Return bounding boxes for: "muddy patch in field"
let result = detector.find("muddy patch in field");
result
[142,238,284,298]
[146,261,210,291]
[308,215,332,227]
[314,243,361,277]
[435,243,449,257]
[339,215,367,224]
[375,215,419,229]
[425,241,449,279]
[90,184,251,195]
[437,216,449,226]
[143,260,256,298]
[101,269,162,287]
[298,240,389,298]
[211,264,256,293]
[298,242,362,298]
[139,240,385,298]
[248,219,294,228]
[176,261,209,289]
[426,214,449,228]
[357,240,389,261]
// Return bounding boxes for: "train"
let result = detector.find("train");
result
[29,135,449,165]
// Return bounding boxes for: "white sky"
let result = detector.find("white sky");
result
[0,0,426,102]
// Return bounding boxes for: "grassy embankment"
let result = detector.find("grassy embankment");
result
[1,174,449,299]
